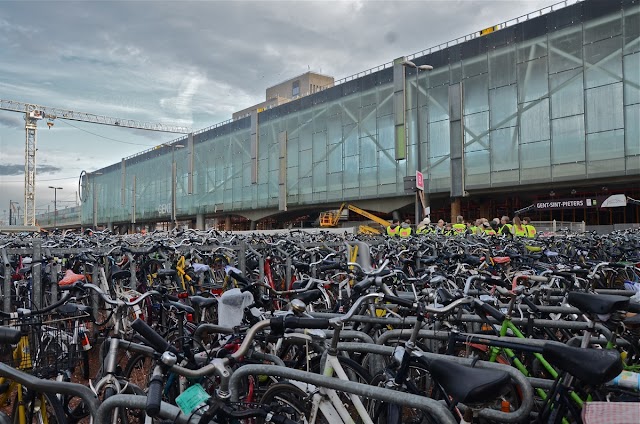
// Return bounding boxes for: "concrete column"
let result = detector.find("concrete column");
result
[225,215,232,231]
[451,198,461,224]
[250,220,257,231]
[107,222,113,231]
[196,214,205,230]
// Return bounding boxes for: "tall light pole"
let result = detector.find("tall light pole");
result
[402,60,433,225]
[48,186,63,227]
[163,143,185,227]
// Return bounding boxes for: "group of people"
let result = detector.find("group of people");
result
[386,215,537,238]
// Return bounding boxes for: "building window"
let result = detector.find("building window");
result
[292,80,300,97]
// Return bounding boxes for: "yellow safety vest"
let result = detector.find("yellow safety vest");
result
[452,223,466,234]
[499,224,513,236]
[399,227,412,238]
[484,228,496,236]
[513,225,527,237]
[416,226,431,235]
[386,225,400,237]
[525,224,537,238]
[470,225,478,235]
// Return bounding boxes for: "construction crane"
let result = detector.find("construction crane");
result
[319,203,391,234]
[0,99,192,227]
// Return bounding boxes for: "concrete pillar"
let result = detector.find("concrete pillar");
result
[250,220,257,231]
[196,214,205,230]
[107,222,113,231]
[451,198,461,224]
[225,215,232,231]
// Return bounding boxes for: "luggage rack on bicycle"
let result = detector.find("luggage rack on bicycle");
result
[0,306,92,379]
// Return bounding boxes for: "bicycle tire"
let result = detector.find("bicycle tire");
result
[257,382,310,424]
[368,366,439,424]
[12,389,67,424]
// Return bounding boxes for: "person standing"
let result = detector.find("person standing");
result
[386,219,401,237]
[399,219,413,238]
[499,216,513,237]
[416,217,431,235]
[511,216,527,237]
[452,215,467,235]
[523,217,537,238]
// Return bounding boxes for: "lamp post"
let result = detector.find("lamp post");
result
[48,186,63,227]
[163,143,185,228]
[402,60,433,225]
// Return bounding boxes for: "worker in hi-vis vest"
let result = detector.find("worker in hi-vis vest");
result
[523,216,537,238]
[399,220,413,238]
[452,215,466,235]
[386,219,401,237]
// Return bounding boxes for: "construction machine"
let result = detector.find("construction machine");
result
[319,203,391,234]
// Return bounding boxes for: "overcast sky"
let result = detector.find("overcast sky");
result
[0,0,561,224]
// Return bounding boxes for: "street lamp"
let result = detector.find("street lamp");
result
[163,143,185,227]
[402,60,433,225]
[48,186,63,227]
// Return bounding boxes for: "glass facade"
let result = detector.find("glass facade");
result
[82,1,640,225]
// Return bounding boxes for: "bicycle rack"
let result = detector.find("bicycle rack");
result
[229,363,458,424]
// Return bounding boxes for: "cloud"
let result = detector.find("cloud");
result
[0,164,62,176]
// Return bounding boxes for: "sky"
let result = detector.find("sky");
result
[0,0,562,224]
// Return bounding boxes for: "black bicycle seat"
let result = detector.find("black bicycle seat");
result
[111,270,131,280]
[568,292,629,315]
[542,344,622,386]
[157,269,177,278]
[293,289,323,304]
[428,359,510,405]
[189,296,218,308]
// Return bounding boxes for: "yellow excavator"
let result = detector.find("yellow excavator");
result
[319,203,391,234]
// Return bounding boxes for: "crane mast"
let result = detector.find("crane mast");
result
[0,99,192,226]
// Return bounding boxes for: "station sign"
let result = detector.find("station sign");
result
[535,198,597,210]
[416,171,424,191]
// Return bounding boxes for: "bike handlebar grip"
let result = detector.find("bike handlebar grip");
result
[229,270,249,286]
[145,375,163,417]
[318,262,344,272]
[474,300,506,322]
[131,318,173,354]
[0,327,21,344]
[627,302,640,313]
[270,316,331,335]
[383,295,416,309]
[352,277,375,294]
[527,275,549,283]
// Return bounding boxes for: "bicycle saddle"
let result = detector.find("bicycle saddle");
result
[292,289,323,304]
[157,269,177,277]
[111,270,131,280]
[428,359,510,405]
[491,256,511,264]
[189,295,218,307]
[542,344,622,386]
[567,292,629,315]
[163,300,195,314]
[56,303,92,316]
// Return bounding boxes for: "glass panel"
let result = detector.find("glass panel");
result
[585,83,624,133]
[489,84,518,129]
[517,35,547,64]
[625,104,640,156]
[463,74,489,115]
[429,120,450,158]
[584,36,623,89]
[327,144,343,173]
[551,115,585,164]
[489,46,517,88]
[299,148,312,177]
[428,67,450,88]
[464,111,489,151]
[624,52,640,105]
[462,54,488,78]
[312,131,326,161]
[550,67,585,118]
[464,149,490,187]
[327,173,342,194]
[491,127,519,171]
[376,85,393,116]
[428,85,449,122]
[587,129,625,162]
[327,114,342,144]
[584,12,622,44]
[518,56,548,103]
[549,26,583,74]
[360,104,377,137]
[287,137,299,167]
[359,136,377,168]
[521,140,551,180]
[378,149,397,185]
[624,6,640,54]
[450,62,462,85]
[520,98,550,144]
[377,114,394,150]
[343,123,358,156]
[312,161,327,191]
[343,156,359,189]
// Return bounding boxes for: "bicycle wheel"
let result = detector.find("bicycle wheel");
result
[258,382,310,424]
[12,389,67,424]
[368,366,438,424]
